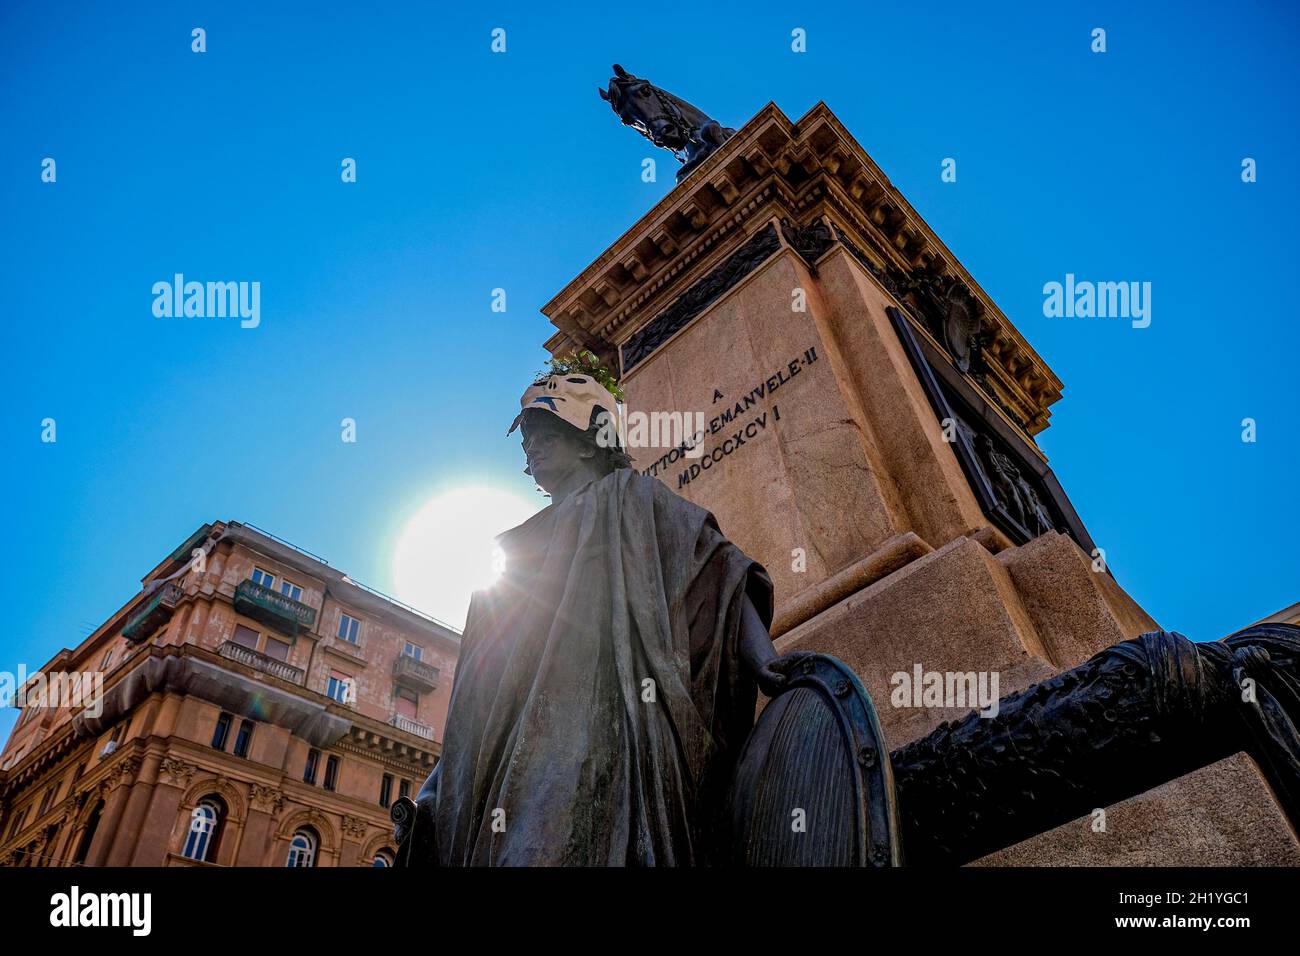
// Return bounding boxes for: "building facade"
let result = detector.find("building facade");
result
[0,520,458,867]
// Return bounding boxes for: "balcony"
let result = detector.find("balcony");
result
[233,579,316,637]
[218,640,305,685]
[392,655,440,693]
[122,582,183,643]
[388,713,434,740]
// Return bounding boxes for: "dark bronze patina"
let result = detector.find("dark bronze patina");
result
[599,64,736,182]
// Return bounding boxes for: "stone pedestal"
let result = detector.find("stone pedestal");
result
[971,754,1300,866]
[539,101,1294,864]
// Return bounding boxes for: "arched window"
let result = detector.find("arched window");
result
[371,848,394,867]
[286,828,317,867]
[72,800,104,865]
[181,797,225,863]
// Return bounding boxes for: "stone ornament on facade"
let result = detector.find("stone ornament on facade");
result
[341,815,368,841]
[180,775,248,825]
[105,755,143,792]
[248,784,284,816]
[278,807,338,853]
[160,756,198,789]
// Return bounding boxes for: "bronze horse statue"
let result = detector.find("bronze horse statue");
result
[599,64,736,181]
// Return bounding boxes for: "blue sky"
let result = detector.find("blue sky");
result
[2,0,1298,743]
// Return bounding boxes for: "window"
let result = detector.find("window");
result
[72,761,86,783]
[263,637,290,662]
[395,686,419,719]
[181,797,224,863]
[251,567,275,589]
[399,779,411,800]
[372,849,394,867]
[102,648,114,670]
[402,642,424,662]
[233,719,255,758]
[38,788,54,817]
[379,774,393,809]
[326,671,353,704]
[324,755,339,791]
[232,624,259,648]
[338,613,361,644]
[7,807,28,837]
[211,712,232,751]
[72,800,104,866]
[304,749,320,785]
[286,829,317,868]
[279,580,303,602]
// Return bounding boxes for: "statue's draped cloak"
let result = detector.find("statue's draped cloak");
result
[433,469,772,866]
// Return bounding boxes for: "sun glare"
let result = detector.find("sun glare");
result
[392,485,540,628]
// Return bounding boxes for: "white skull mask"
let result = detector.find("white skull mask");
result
[507,373,624,446]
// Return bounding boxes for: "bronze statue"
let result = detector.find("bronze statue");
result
[395,360,815,865]
[599,64,736,181]
[392,355,1300,867]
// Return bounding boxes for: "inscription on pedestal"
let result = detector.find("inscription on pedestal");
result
[638,346,820,489]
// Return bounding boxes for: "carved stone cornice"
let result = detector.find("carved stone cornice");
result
[541,101,1063,442]
[337,724,437,772]
[249,783,284,815]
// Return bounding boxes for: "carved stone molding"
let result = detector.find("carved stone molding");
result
[248,784,284,816]
[159,756,197,789]
[780,215,835,271]
[106,755,143,792]
[621,222,781,372]
[543,102,1063,441]
[341,814,368,841]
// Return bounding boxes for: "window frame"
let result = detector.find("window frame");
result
[338,613,361,644]
[233,719,255,758]
[211,712,232,751]
[181,798,223,863]
[286,829,317,868]
[326,671,354,705]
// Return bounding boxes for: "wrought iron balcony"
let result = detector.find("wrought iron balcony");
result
[233,579,316,636]
[392,654,440,693]
[218,640,305,685]
[388,713,434,740]
[122,582,183,643]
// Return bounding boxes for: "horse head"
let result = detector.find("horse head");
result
[599,64,693,154]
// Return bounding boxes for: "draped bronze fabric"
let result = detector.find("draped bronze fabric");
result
[433,469,772,865]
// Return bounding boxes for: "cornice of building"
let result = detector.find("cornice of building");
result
[541,101,1062,441]
[0,641,439,800]
[224,521,462,651]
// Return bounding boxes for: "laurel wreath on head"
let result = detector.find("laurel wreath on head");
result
[534,349,625,403]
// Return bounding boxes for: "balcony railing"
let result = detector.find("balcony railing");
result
[218,640,305,685]
[392,655,440,693]
[388,713,434,740]
[233,579,317,636]
[122,582,183,643]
